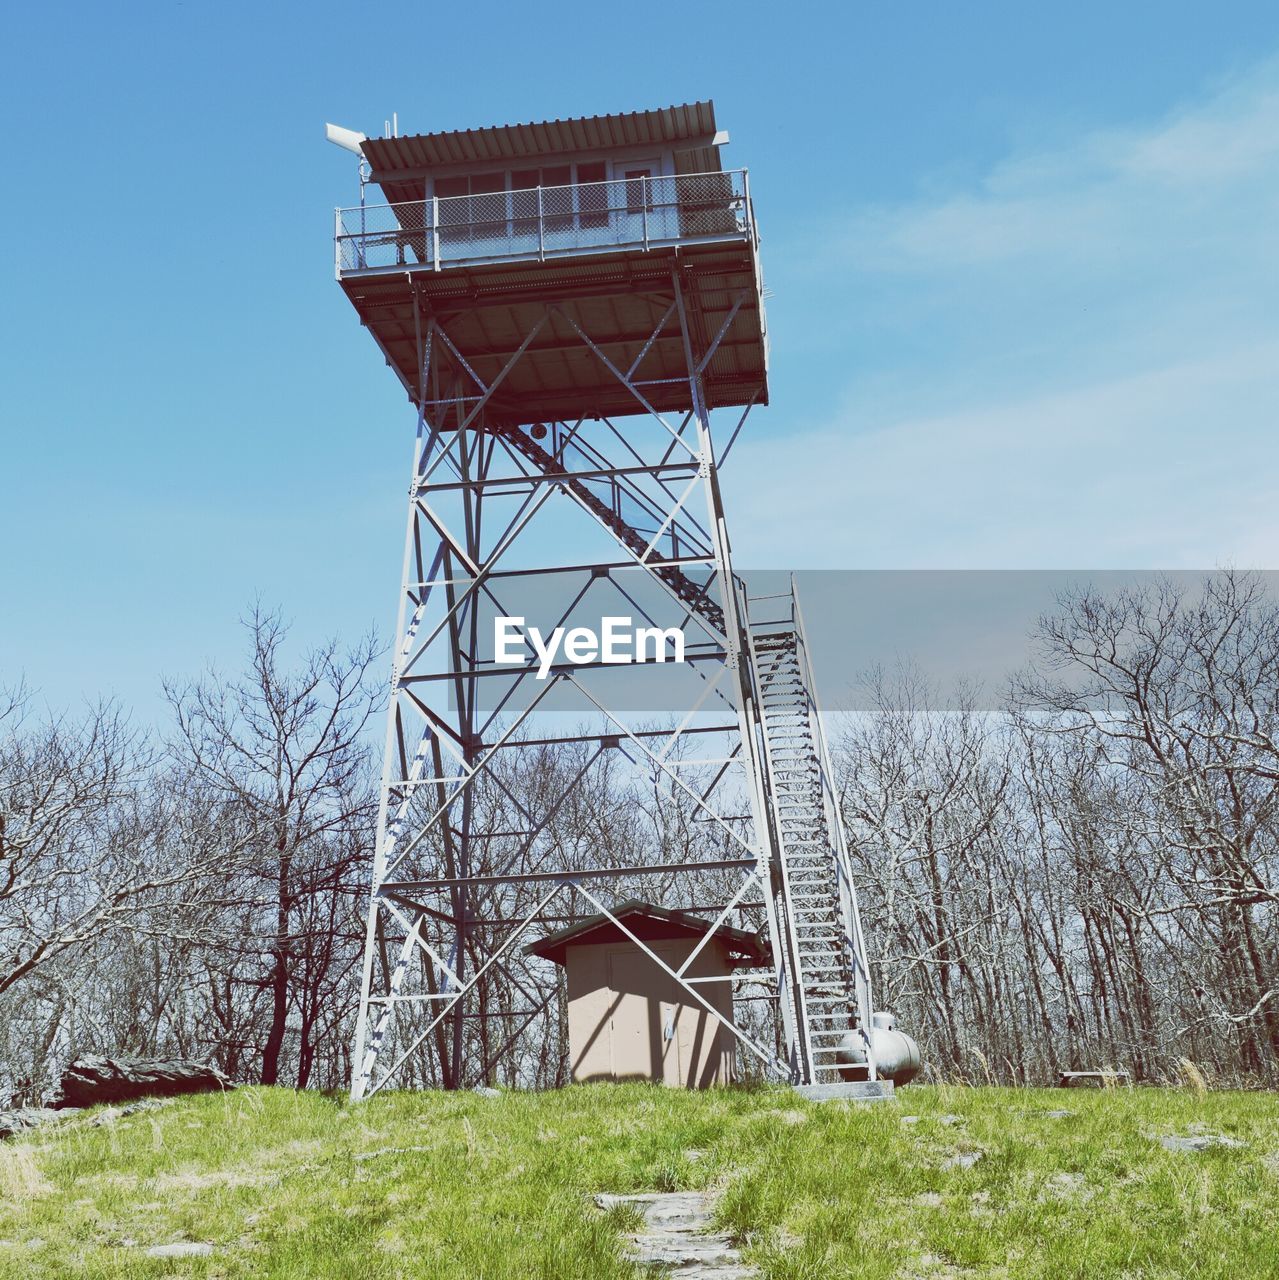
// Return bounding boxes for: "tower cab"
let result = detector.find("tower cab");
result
[333,101,768,426]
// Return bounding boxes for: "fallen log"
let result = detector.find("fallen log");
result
[55,1056,232,1109]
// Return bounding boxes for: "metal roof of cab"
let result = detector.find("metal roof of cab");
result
[361,101,726,203]
[523,898,769,968]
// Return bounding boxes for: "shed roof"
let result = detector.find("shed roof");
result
[524,899,769,968]
[361,101,725,202]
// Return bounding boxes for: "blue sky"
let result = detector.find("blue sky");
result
[3,1,1279,717]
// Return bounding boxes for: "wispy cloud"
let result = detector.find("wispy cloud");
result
[844,60,1279,273]
[737,58,1279,569]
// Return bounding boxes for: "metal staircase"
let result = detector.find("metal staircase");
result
[496,424,726,636]
[748,591,876,1083]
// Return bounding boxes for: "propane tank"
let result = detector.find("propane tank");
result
[835,1011,922,1086]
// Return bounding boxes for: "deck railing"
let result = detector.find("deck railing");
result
[335,169,754,275]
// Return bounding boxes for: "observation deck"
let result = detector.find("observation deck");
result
[334,102,769,426]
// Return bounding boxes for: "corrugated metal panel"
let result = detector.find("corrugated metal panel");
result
[362,101,720,180]
[339,240,768,421]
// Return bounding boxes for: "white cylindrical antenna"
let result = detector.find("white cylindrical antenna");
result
[325,123,368,156]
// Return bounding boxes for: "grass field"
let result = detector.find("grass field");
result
[2,1082,1277,1279]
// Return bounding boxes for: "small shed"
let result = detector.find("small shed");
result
[525,900,769,1088]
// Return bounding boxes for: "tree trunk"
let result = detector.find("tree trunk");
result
[260,846,292,1086]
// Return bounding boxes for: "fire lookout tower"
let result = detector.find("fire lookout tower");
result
[330,101,914,1098]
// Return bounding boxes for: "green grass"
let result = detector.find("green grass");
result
[2,1083,1277,1278]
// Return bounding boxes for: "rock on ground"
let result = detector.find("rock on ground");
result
[1159,1133,1245,1152]
[55,1056,231,1109]
[596,1190,755,1278]
[90,1098,175,1128]
[942,1151,984,1170]
[1,1095,176,1141]
[0,1108,77,1141]
[353,1145,433,1162]
[1043,1172,1093,1202]
[145,1243,214,1258]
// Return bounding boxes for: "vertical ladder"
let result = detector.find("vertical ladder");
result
[749,585,876,1083]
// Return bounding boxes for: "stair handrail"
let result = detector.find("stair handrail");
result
[788,575,878,1076]
[743,604,818,1083]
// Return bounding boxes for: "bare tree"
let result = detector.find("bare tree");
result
[837,667,1015,1075]
[1016,571,1279,1079]
[165,609,381,1087]
[0,688,226,997]
[8,572,1277,1096]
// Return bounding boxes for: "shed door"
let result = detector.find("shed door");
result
[603,942,730,1086]
[606,946,683,1085]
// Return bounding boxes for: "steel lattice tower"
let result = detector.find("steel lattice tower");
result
[329,102,888,1098]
